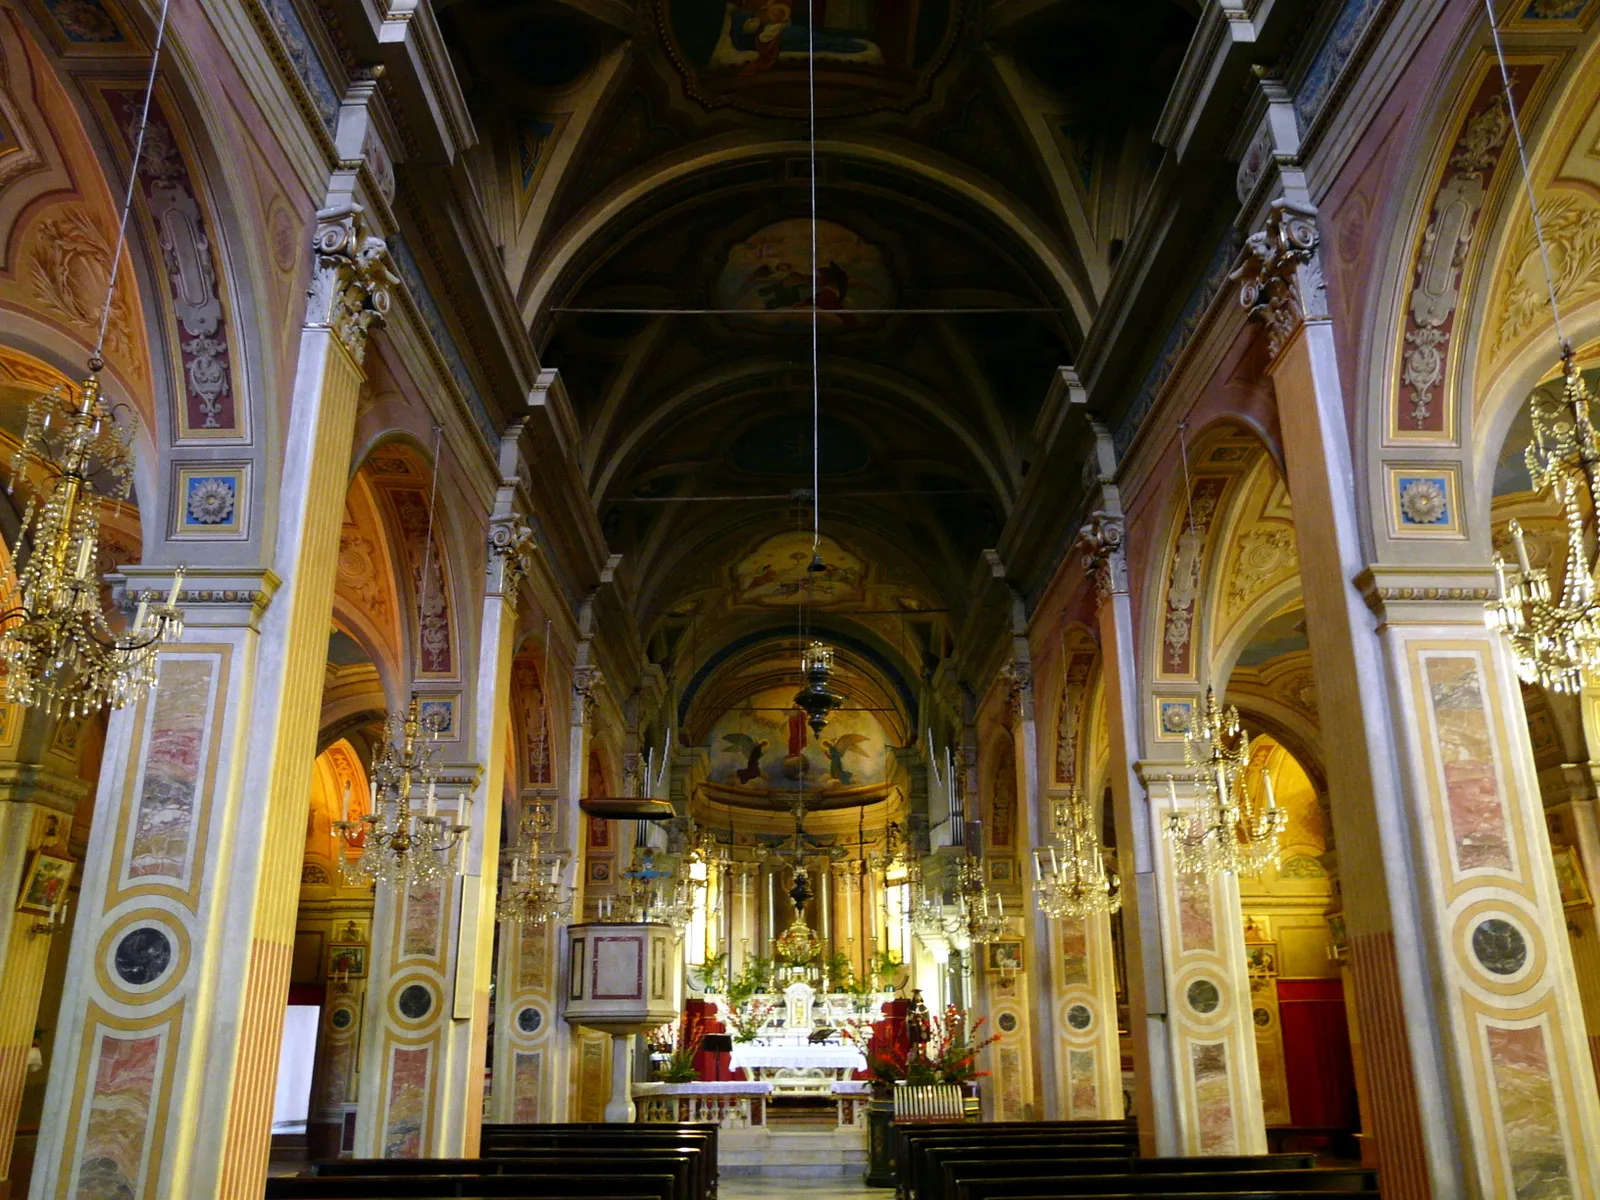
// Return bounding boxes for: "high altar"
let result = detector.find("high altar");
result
[711,981,871,1095]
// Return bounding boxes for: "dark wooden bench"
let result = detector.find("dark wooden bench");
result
[938,1154,1322,1200]
[306,1155,701,1200]
[954,1167,1380,1199]
[992,1193,1379,1200]
[896,1123,1137,1199]
[478,1129,716,1199]
[904,1133,1140,1200]
[266,1175,675,1200]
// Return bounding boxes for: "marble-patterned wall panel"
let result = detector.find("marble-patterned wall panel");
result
[998,1045,1025,1120]
[75,1026,166,1197]
[119,655,221,894]
[577,1037,605,1122]
[1067,1048,1097,1117]
[384,1046,430,1158]
[1178,873,1215,953]
[1058,921,1088,987]
[402,881,443,961]
[1418,653,1513,876]
[1191,1041,1235,1153]
[513,1050,542,1123]
[1486,1023,1574,1199]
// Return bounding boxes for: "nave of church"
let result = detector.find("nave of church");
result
[2,0,1600,1198]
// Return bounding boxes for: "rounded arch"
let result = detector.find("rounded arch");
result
[521,135,1094,334]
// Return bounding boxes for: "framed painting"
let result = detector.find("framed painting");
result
[327,944,367,979]
[1552,845,1593,909]
[987,940,1023,972]
[17,850,74,915]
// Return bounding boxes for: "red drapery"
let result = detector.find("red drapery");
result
[1275,979,1358,1128]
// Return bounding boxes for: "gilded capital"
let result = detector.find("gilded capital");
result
[309,209,398,364]
[1231,198,1326,360]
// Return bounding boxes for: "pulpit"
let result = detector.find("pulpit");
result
[563,922,683,1120]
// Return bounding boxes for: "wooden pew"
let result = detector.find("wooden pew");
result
[953,1167,1380,1200]
[929,1152,1316,1200]
[479,1127,716,1200]
[299,1154,698,1200]
[902,1132,1139,1200]
[266,1174,675,1200]
[895,1123,1136,1198]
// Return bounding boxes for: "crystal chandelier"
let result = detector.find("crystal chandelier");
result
[333,697,471,889]
[497,803,573,925]
[597,846,698,928]
[1162,688,1286,880]
[1034,789,1120,919]
[956,856,1009,946]
[1480,10,1600,691]
[1489,351,1600,693]
[0,376,185,717]
[0,2,184,718]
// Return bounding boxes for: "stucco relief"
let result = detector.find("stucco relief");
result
[1224,525,1298,616]
[1161,478,1226,676]
[1392,69,1536,438]
[23,204,138,366]
[1492,191,1600,358]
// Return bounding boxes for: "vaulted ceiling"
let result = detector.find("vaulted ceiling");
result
[440,0,1198,685]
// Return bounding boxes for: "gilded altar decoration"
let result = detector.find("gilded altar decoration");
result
[0,374,184,718]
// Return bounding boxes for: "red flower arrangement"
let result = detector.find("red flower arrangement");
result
[843,1004,998,1085]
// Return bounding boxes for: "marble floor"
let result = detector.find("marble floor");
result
[722,1176,884,1200]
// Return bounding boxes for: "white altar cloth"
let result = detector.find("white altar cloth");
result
[730,1044,867,1072]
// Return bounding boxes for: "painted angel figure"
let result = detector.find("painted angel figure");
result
[820,733,869,784]
[722,732,769,785]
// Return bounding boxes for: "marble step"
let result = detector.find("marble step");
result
[720,1129,870,1178]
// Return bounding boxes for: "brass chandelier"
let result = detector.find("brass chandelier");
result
[333,696,471,889]
[1480,7,1600,692]
[0,377,184,718]
[0,0,184,718]
[497,802,573,925]
[1162,688,1287,880]
[1034,789,1120,920]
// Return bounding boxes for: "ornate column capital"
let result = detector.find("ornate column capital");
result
[309,207,398,365]
[1230,198,1326,360]
[1076,510,1128,602]
[486,514,537,602]
[1000,659,1033,722]
[572,665,604,722]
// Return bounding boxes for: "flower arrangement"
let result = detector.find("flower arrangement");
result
[842,1003,998,1086]
[651,1010,708,1082]
[727,996,778,1043]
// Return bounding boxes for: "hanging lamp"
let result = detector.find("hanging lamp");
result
[0,0,184,718]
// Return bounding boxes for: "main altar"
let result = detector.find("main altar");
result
[709,981,871,1096]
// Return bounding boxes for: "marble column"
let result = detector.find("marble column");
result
[1145,773,1267,1155]
[1077,479,1182,1156]
[1239,200,1600,1195]
[28,201,394,1198]
[489,848,559,1124]
[0,762,89,1193]
[1547,797,1600,1088]
[357,431,534,1155]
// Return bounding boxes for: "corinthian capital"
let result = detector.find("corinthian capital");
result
[572,665,604,721]
[1230,198,1326,360]
[486,514,537,601]
[309,208,398,364]
[1076,510,1127,602]
[1000,659,1033,721]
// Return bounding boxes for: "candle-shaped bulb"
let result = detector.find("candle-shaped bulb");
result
[460,794,472,832]
[1167,777,1178,807]
[133,594,149,633]
[1262,766,1278,810]
[341,780,351,823]
[513,857,522,883]
[1033,852,1042,882]
[168,566,185,605]
[997,893,1004,917]
[1510,520,1533,574]
[426,780,437,818]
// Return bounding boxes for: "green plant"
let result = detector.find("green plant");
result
[655,1011,707,1082]
[869,948,905,989]
[727,956,772,1009]
[697,950,729,995]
